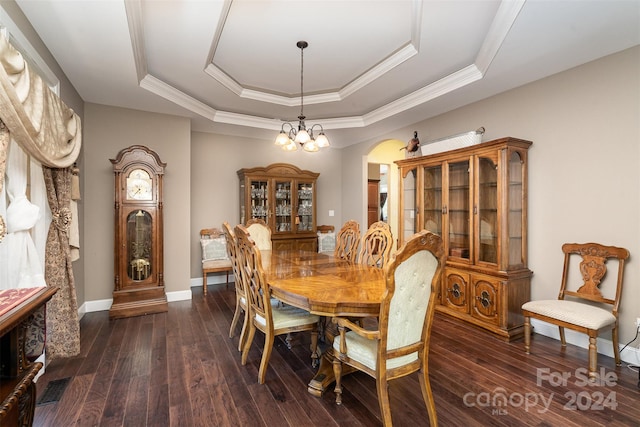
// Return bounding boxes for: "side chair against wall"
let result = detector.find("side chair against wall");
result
[358,221,394,269]
[317,225,336,253]
[200,228,233,295]
[332,230,445,426]
[223,222,248,352]
[246,218,272,250]
[334,220,360,262]
[522,242,630,380]
[235,225,320,384]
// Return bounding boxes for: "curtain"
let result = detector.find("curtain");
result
[0,32,82,359]
[42,167,79,358]
[2,137,46,289]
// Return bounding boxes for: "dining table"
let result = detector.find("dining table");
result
[260,249,386,397]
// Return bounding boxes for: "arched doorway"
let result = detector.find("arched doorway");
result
[367,139,405,248]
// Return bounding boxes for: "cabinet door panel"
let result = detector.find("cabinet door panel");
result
[422,164,443,235]
[401,167,418,241]
[446,160,470,260]
[471,276,500,325]
[477,155,498,264]
[296,181,315,232]
[274,179,293,233]
[507,150,526,268]
[249,179,269,225]
[442,269,469,313]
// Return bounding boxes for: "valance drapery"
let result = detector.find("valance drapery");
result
[0,34,81,168]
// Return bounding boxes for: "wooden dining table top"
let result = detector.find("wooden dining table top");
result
[261,249,386,317]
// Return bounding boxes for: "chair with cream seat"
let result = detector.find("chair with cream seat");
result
[358,221,394,269]
[200,228,233,295]
[246,218,272,250]
[223,221,249,352]
[235,224,320,384]
[332,230,445,426]
[334,220,360,262]
[522,242,630,380]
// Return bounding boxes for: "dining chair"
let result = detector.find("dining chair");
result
[522,242,630,380]
[358,221,394,269]
[332,230,445,426]
[246,218,272,250]
[223,221,249,352]
[334,220,360,262]
[235,224,320,384]
[200,228,232,295]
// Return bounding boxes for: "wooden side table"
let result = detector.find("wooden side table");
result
[0,287,57,426]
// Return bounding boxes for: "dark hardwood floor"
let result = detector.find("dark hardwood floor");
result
[34,283,640,426]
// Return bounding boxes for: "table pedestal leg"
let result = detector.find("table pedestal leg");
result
[307,346,356,397]
[307,317,358,397]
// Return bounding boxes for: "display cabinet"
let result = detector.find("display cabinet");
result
[396,137,532,341]
[238,163,319,251]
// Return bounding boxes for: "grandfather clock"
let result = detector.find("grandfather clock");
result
[110,145,168,319]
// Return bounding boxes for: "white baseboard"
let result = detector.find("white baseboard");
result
[77,273,233,315]
[530,319,640,367]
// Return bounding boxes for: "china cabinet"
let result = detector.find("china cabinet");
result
[110,145,168,319]
[238,163,319,251]
[396,137,532,341]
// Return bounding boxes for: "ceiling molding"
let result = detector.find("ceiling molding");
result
[124,0,147,83]
[475,0,526,73]
[140,74,217,121]
[129,0,521,131]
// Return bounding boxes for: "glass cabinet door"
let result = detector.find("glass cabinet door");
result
[447,160,470,260]
[249,179,269,224]
[401,167,418,241]
[477,155,498,264]
[274,179,292,233]
[508,150,525,267]
[296,181,314,232]
[422,164,442,235]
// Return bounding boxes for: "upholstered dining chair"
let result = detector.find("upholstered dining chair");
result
[334,220,360,262]
[223,221,249,352]
[200,228,233,295]
[358,221,394,269]
[235,225,320,384]
[332,230,445,426]
[246,218,272,250]
[522,242,630,380]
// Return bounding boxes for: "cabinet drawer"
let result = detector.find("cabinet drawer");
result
[442,269,469,314]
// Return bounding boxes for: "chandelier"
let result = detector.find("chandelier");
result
[274,41,330,152]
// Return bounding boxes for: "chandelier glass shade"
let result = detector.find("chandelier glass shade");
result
[274,41,330,152]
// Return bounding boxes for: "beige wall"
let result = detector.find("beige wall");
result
[83,104,191,301]
[341,45,640,347]
[190,132,343,278]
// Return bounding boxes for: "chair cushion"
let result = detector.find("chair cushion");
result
[333,332,418,371]
[317,232,336,253]
[201,236,229,261]
[202,258,232,270]
[522,300,616,330]
[255,304,319,329]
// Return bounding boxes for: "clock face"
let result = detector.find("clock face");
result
[126,169,153,200]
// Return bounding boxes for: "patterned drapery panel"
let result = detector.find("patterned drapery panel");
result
[43,166,79,358]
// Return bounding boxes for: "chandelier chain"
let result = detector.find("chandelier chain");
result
[299,43,304,118]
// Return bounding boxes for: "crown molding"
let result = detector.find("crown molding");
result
[131,0,520,131]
